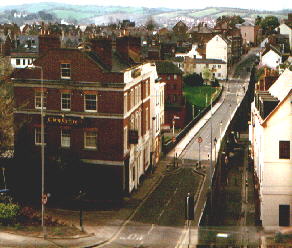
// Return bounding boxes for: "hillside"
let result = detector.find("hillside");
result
[0,3,290,26]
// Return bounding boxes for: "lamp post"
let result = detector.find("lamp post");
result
[172,115,180,167]
[214,138,217,162]
[219,121,222,142]
[34,65,46,238]
[210,97,213,214]
[229,103,232,122]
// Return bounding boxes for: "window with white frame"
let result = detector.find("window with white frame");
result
[35,128,46,145]
[16,59,20,65]
[60,63,71,79]
[130,89,134,108]
[61,130,70,148]
[84,131,97,149]
[61,93,71,111]
[35,91,47,109]
[138,112,141,136]
[84,94,97,112]
[217,73,221,77]
[135,87,138,106]
[35,128,42,145]
[124,93,128,114]
[146,107,149,131]
[218,65,221,68]
[124,126,128,153]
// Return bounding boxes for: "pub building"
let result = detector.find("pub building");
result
[12,34,164,199]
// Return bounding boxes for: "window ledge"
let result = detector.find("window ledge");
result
[83,148,98,151]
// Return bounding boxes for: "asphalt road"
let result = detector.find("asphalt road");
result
[99,168,203,248]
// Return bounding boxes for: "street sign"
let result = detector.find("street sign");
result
[197,137,203,143]
[173,115,180,120]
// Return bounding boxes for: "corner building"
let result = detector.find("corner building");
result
[12,37,162,199]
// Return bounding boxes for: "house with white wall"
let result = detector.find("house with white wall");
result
[206,34,231,64]
[250,68,292,229]
[260,45,282,70]
[191,58,227,80]
[278,23,292,50]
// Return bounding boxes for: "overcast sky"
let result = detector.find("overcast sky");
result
[0,0,291,11]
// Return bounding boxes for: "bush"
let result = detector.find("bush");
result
[0,203,20,225]
[183,73,204,86]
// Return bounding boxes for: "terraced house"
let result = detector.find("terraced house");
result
[12,35,163,199]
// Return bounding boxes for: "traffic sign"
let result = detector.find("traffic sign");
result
[197,137,203,143]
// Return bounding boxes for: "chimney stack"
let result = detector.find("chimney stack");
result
[116,36,141,63]
[38,33,61,56]
[90,37,112,70]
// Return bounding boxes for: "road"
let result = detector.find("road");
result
[99,168,203,248]
[96,50,258,248]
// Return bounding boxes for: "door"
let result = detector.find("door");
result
[279,205,290,226]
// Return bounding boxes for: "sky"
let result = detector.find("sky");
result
[0,0,291,11]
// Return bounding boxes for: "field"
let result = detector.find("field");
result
[183,85,218,108]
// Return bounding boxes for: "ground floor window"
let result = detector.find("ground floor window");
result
[61,130,71,148]
[84,131,97,149]
[35,128,46,145]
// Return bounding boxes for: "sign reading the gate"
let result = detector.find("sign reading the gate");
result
[46,116,83,126]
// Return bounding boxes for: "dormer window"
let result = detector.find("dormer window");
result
[61,63,71,79]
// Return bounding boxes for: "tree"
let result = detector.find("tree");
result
[255,15,262,26]
[216,15,245,27]
[0,57,13,154]
[183,73,204,86]
[202,67,213,83]
[260,16,279,35]
[145,16,158,31]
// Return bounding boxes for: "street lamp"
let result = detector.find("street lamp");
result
[33,65,46,238]
[219,121,222,142]
[172,115,180,167]
[229,104,232,122]
[214,138,217,162]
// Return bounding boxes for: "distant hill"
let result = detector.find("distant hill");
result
[0,3,290,26]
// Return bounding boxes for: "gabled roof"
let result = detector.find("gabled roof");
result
[262,44,282,57]
[262,89,292,126]
[268,68,292,101]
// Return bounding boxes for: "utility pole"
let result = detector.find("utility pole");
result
[210,97,213,216]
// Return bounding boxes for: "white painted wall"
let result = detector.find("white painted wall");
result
[206,35,228,62]
[278,23,292,50]
[194,63,227,80]
[261,50,282,69]
[11,57,35,68]
[251,93,292,228]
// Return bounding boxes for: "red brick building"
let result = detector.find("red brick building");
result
[12,36,160,199]
[155,61,186,128]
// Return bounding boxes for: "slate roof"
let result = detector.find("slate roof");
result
[193,58,226,64]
